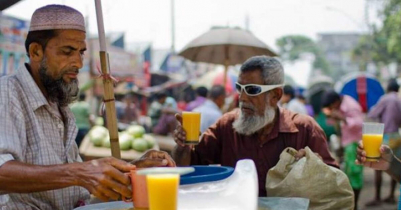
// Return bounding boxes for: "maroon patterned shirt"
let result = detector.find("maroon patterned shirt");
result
[191,108,337,196]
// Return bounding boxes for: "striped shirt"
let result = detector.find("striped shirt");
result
[0,65,90,209]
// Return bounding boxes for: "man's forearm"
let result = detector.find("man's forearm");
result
[386,155,401,183]
[0,160,79,193]
[172,146,192,166]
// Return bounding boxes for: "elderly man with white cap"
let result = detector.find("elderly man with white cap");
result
[0,5,175,209]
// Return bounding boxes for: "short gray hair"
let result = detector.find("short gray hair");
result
[240,56,284,85]
[209,85,225,99]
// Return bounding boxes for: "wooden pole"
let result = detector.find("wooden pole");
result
[223,60,229,90]
[94,0,121,159]
[223,46,229,90]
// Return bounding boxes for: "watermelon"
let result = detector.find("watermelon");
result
[119,132,134,150]
[89,126,108,147]
[126,125,145,138]
[143,134,156,149]
[95,117,104,126]
[102,135,111,148]
[132,138,148,152]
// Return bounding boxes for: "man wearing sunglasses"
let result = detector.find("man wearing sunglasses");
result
[172,56,337,196]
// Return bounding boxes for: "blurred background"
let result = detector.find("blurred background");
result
[1,1,400,209]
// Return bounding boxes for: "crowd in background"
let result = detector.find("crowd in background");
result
[71,77,401,209]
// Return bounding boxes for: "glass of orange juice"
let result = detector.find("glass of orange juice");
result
[182,112,201,145]
[147,174,180,210]
[362,122,385,161]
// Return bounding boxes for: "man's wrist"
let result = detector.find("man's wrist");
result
[176,144,192,151]
[172,145,192,166]
[66,162,84,187]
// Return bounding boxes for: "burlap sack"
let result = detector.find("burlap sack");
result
[265,147,354,210]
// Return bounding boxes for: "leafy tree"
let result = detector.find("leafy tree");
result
[276,35,332,76]
[352,0,401,74]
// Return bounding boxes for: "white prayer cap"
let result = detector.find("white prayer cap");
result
[29,5,85,32]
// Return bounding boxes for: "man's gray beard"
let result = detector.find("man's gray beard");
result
[232,100,276,136]
[39,58,79,107]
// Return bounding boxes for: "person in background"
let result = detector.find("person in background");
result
[148,92,167,129]
[365,79,401,206]
[177,100,187,111]
[280,85,308,115]
[186,86,208,111]
[322,90,364,210]
[102,94,125,128]
[120,93,140,124]
[298,94,314,117]
[225,93,239,113]
[0,51,3,76]
[193,85,225,132]
[70,93,93,146]
[165,93,178,110]
[279,84,293,107]
[150,91,178,135]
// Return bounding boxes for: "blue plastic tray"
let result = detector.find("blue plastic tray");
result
[180,165,234,185]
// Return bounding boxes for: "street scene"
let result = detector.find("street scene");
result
[0,0,401,209]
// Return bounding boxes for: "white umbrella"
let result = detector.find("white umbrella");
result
[179,27,277,87]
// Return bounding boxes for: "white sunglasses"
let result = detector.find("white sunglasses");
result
[235,83,284,96]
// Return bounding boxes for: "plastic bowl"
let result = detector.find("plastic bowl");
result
[180,165,234,185]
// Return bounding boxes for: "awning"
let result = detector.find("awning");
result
[0,0,20,11]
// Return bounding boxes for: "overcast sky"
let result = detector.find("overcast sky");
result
[3,0,376,51]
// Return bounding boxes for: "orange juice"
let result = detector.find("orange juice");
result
[182,112,201,144]
[147,174,179,210]
[362,134,383,161]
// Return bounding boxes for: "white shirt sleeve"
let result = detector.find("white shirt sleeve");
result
[287,99,308,115]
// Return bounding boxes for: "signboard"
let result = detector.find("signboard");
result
[90,39,141,78]
[0,14,29,76]
[89,39,146,96]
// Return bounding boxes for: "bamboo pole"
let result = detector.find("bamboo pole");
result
[94,0,121,159]
[223,60,229,90]
[223,45,229,90]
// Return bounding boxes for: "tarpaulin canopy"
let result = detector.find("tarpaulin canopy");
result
[335,72,384,112]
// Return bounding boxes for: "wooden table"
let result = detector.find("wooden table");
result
[79,136,160,161]
[79,134,176,161]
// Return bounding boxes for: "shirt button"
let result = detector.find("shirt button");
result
[58,124,63,129]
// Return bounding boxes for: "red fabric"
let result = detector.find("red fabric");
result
[356,76,368,112]
[213,72,233,94]
[143,61,151,87]
[177,101,187,111]
[140,98,148,116]
[191,108,337,196]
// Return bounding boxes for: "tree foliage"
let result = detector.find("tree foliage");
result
[353,0,401,70]
[276,35,332,76]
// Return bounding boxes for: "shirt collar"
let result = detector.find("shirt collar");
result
[16,64,48,111]
[256,107,299,143]
[278,107,299,133]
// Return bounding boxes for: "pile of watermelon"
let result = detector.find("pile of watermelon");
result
[88,125,156,152]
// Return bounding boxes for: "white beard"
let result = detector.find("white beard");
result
[232,101,276,136]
